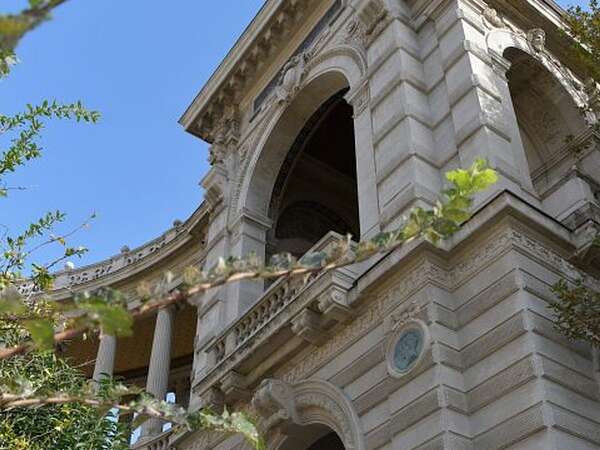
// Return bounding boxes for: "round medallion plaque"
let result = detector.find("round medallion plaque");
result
[386,320,430,378]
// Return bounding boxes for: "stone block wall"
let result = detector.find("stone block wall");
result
[181,0,600,447]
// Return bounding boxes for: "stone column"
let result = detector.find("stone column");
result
[140,306,175,439]
[92,333,117,384]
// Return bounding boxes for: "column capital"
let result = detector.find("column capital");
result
[344,81,370,116]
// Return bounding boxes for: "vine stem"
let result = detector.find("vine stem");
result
[0,235,413,361]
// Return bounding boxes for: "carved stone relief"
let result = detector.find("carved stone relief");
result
[385,318,431,378]
[274,51,312,106]
[251,378,365,450]
[526,28,546,54]
[251,378,300,431]
[357,0,389,44]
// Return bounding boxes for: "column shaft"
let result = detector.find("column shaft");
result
[92,333,117,384]
[140,306,175,439]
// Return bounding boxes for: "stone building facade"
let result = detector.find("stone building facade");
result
[39,0,600,449]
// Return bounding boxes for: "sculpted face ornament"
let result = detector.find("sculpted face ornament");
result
[527,28,546,53]
[482,7,504,28]
[251,379,300,431]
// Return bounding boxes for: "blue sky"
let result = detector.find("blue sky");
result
[0,0,586,271]
[2,0,264,269]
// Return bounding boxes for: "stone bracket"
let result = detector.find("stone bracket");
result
[317,286,354,324]
[221,370,251,403]
[291,309,329,346]
[198,386,225,413]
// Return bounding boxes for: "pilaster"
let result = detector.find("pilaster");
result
[427,0,529,203]
[358,0,443,230]
[346,81,381,238]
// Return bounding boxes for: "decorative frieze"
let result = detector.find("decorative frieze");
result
[18,207,207,298]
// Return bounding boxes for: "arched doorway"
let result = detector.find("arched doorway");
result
[309,431,345,450]
[504,48,587,196]
[267,88,360,259]
[277,424,345,450]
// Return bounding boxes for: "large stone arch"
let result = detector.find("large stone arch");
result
[486,28,588,113]
[485,26,595,201]
[252,378,366,450]
[235,44,367,219]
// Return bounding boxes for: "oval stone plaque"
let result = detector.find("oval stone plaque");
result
[393,328,424,373]
[386,319,429,378]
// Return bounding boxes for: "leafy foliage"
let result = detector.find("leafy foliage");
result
[0,303,129,450]
[1,159,498,354]
[548,235,600,347]
[0,0,68,76]
[0,159,497,449]
[564,0,600,82]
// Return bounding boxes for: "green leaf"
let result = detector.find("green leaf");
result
[442,208,471,223]
[79,299,133,337]
[0,286,27,315]
[446,168,471,191]
[472,168,498,190]
[24,319,55,350]
[95,305,133,337]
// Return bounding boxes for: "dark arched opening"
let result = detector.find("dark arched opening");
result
[308,432,345,450]
[267,88,359,259]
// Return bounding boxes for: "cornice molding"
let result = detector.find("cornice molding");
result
[179,0,320,143]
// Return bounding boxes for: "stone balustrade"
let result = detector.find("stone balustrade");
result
[17,204,208,298]
[208,231,348,366]
[134,429,173,450]
[196,232,359,405]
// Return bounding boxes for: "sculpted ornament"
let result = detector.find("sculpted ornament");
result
[274,52,311,105]
[208,141,226,165]
[251,379,300,430]
[251,379,365,450]
[482,7,504,28]
[584,78,600,114]
[386,318,430,378]
[527,28,546,53]
[357,0,388,40]
[343,19,367,50]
